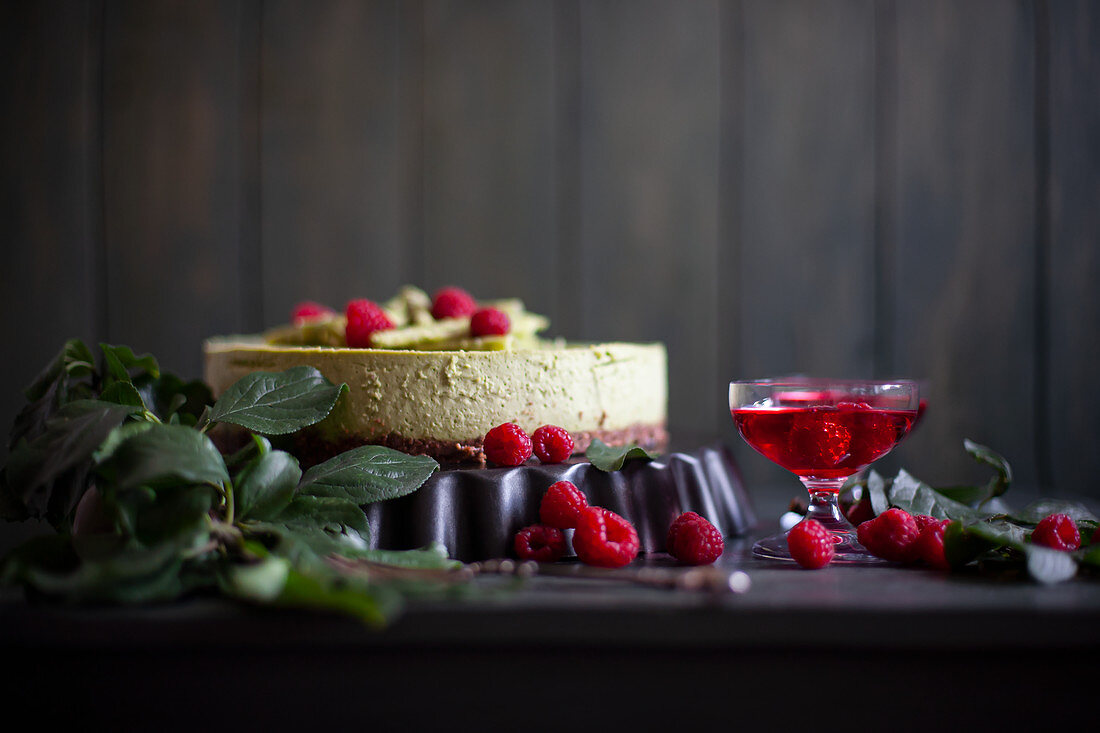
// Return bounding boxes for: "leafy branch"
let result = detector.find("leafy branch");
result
[0,340,458,625]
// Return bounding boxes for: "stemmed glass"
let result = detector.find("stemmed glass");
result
[730,379,920,563]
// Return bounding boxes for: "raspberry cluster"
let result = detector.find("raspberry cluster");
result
[513,480,640,568]
[482,422,575,466]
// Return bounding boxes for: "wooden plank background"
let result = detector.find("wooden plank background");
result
[2,0,1098,498]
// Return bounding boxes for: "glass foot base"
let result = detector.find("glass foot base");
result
[752,526,890,565]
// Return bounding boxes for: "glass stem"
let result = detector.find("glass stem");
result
[800,478,852,533]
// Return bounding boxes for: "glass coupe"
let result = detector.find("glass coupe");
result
[730,379,920,563]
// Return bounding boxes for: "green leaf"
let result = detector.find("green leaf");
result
[248,495,372,562]
[124,484,215,545]
[99,343,160,384]
[100,381,147,409]
[93,421,155,463]
[97,423,229,492]
[888,469,981,522]
[152,373,212,425]
[866,470,890,517]
[297,445,438,504]
[235,450,301,521]
[586,439,657,472]
[1080,544,1100,569]
[1010,500,1099,526]
[942,520,993,568]
[225,433,272,469]
[961,439,1012,505]
[349,542,458,570]
[965,518,1030,551]
[3,534,189,603]
[277,565,393,627]
[5,401,138,520]
[11,340,99,452]
[207,366,346,435]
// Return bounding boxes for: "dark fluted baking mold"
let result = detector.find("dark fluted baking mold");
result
[365,443,755,561]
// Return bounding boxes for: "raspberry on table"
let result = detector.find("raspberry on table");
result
[787,519,835,569]
[666,511,724,565]
[291,300,334,324]
[483,422,533,466]
[539,480,588,529]
[573,507,640,568]
[913,518,952,570]
[1031,513,1081,551]
[514,525,566,562]
[913,514,940,533]
[431,286,478,320]
[532,424,575,464]
[470,307,510,337]
[856,507,920,562]
[344,299,394,348]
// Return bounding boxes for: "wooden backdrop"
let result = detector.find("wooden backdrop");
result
[2,0,1098,496]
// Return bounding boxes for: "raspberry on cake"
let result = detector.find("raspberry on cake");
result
[204,285,668,465]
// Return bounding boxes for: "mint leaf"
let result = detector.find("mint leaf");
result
[207,366,346,435]
[298,446,438,504]
[97,423,229,492]
[942,520,993,567]
[586,439,656,472]
[221,556,290,602]
[235,450,301,521]
[277,565,394,627]
[152,374,212,425]
[348,543,458,570]
[121,484,215,545]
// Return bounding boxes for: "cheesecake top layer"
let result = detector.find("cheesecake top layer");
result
[204,338,668,443]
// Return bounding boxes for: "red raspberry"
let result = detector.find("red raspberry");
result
[787,519,835,569]
[431,286,478,320]
[666,511,724,565]
[532,425,575,464]
[482,422,532,466]
[1031,513,1081,551]
[573,507,640,568]
[291,300,334,324]
[514,524,566,562]
[344,299,394,348]
[913,514,939,533]
[470,307,510,337]
[856,507,920,562]
[913,518,952,570]
[539,480,588,529]
[845,493,874,526]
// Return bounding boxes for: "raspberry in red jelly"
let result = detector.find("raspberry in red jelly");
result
[532,424,575,464]
[431,286,478,320]
[1030,513,1081,551]
[787,519,835,569]
[344,299,395,348]
[790,412,851,467]
[573,507,640,568]
[482,422,532,466]
[514,525,566,562]
[539,480,588,529]
[291,300,334,324]
[913,518,952,570]
[856,507,920,562]
[666,511,724,565]
[470,307,510,337]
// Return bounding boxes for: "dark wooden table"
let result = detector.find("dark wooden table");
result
[5,489,1098,730]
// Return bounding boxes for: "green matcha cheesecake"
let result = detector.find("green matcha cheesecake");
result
[204,288,668,464]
